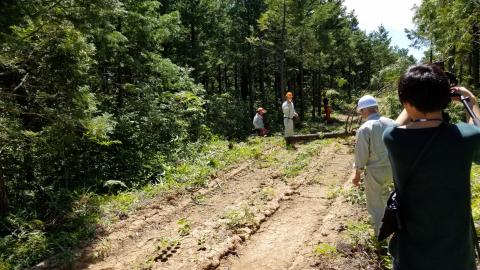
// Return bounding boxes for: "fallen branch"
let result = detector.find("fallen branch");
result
[285,131,355,144]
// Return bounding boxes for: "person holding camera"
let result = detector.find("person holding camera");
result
[383,64,480,270]
[350,95,396,236]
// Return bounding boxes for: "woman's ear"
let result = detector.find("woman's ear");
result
[403,102,413,111]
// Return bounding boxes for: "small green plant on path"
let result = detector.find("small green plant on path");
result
[281,139,333,178]
[344,218,392,269]
[326,185,344,200]
[224,205,258,230]
[344,186,367,206]
[345,219,374,250]
[313,243,338,257]
[259,187,276,201]
[177,218,191,236]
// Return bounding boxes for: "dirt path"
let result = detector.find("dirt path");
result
[219,142,354,270]
[69,137,375,270]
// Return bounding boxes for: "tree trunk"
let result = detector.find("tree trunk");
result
[248,64,254,118]
[472,22,479,89]
[190,23,197,79]
[0,165,8,217]
[311,71,316,120]
[469,51,474,86]
[204,76,209,94]
[224,65,229,90]
[217,64,222,93]
[241,64,248,101]
[235,63,239,97]
[460,59,464,85]
[317,72,323,119]
[347,61,352,102]
[275,54,282,106]
[280,0,287,95]
[259,48,266,106]
[298,63,304,120]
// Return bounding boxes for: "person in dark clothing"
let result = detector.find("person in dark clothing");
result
[323,97,332,122]
[383,64,480,270]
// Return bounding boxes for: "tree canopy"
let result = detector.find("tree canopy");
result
[0,0,417,268]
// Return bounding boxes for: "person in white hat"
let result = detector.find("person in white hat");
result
[350,95,396,236]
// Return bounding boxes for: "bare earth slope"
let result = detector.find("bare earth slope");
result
[70,137,377,270]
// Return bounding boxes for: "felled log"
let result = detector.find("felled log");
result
[285,131,355,144]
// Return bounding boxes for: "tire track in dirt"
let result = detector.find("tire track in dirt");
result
[70,143,307,269]
[218,141,354,270]
[69,138,356,270]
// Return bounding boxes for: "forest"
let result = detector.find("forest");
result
[0,0,479,269]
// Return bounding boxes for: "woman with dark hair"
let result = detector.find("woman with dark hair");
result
[383,64,480,270]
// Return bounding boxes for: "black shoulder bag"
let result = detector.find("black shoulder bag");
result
[377,124,443,241]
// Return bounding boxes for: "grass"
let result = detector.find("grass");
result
[344,186,367,206]
[97,136,281,223]
[344,219,392,269]
[259,187,276,202]
[326,185,344,200]
[471,165,480,228]
[223,204,258,230]
[313,243,338,257]
[281,139,333,179]
[177,218,191,237]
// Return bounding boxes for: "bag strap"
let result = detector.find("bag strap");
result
[397,122,444,194]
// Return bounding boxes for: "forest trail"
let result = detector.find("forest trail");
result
[72,137,376,270]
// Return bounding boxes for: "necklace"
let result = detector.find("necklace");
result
[411,118,443,123]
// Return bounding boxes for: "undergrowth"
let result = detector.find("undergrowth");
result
[0,136,281,269]
[471,165,480,230]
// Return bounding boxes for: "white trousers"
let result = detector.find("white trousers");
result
[284,118,294,137]
[365,166,392,236]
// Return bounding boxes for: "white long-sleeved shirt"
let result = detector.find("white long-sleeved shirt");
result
[354,113,396,169]
[253,113,264,129]
[282,101,296,119]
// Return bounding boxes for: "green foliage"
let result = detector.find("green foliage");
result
[206,93,252,139]
[282,139,329,178]
[471,165,480,223]
[0,0,416,268]
[445,102,467,124]
[344,186,367,206]
[313,243,338,257]
[176,218,191,236]
[344,218,392,269]
[410,0,480,89]
[0,216,48,269]
[259,187,276,201]
[326,186,344,200]
[345,219,375,250]
[224,205,258,230]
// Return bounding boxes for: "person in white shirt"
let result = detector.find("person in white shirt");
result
[282,92,298,138]
[253,107,269,136]
[349,95,396,236]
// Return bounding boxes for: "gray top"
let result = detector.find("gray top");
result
[282,101,296,119]
[253,113,264,129]
[354,113,396,169]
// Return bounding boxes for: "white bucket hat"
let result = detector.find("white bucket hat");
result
[357,95,378,112]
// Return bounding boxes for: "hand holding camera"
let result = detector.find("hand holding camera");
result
[450,86,480,126]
